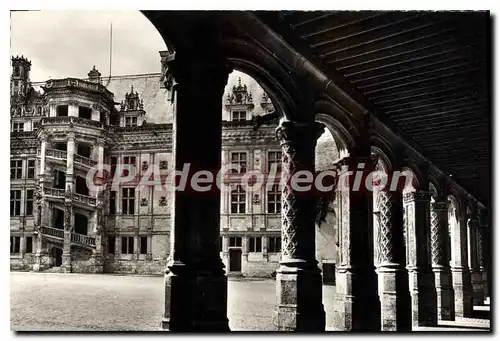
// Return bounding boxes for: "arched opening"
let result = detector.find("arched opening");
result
[52,208,64,230]
[51,247,63,267]
[447,194,460,268]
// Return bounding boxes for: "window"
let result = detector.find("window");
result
[108,236,116,254]
[78,106,92,120]
[269,236,281,253]
[229,237,242,247]
[231,152,247,173]
[10,190,21,216]
[231,110,246,121]
[122,188,135,215]
[121,236,134,254]
[14,66,19,76]
[27,160,35,179]
[110,157,117,177]
[230,185,246,214]
[25,190,34,216]
[125,117,138,127]
[109,190,116,215]
[267,185,281,214]
[219,237,223,252]
[267,151,282,172]
[26,237,33,254]
[10,237,20,254]
[12,122,23,132]
[11,160,22,179]
[140,236,147,254]
[123,156,136,177]
[249,237,262,252]
[56,105,68,117]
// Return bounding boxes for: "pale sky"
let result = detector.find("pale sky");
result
[10,10,167,82]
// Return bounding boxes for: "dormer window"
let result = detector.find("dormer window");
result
[125,117,138,127]
[12,122,23,132]
[232,110,246,122]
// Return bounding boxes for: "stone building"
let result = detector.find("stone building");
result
[9,54,338,278]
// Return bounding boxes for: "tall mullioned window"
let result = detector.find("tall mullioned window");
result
[268,236,281,253]
[10,237,20,254]
[267,151,282,172]
[267,185,281,214]
[10,190,21,216]
[27,160,35,179]
[121,236,134,254]
[11,160,22,179]
[230,185,246,214]
[121,188,135,215]
[25,190,34,216]
[249,237,262,252]
[231,152,247,173]
[231,110,246,121]
[109,190,116,215]
[125,117,138,127]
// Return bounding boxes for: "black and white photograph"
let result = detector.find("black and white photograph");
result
[7,5,492,333]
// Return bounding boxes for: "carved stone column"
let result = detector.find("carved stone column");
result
[332,156,380,331]
[478,225,489,299]
[466,201,484,306]
[375,188,411,331]
[430,200,455,320]
[161,50,231,332]
[450,199,473,317]
[62,132,75,273]
[404,190,437,327]
[273,120,326,332]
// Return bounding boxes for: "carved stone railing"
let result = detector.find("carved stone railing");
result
[45,148,67,160]
[45,78,113,98]
[73,193,97,206]
[71,232,96,247]
[11,131,37,138]
[43,187,65,198]
[41,116,104,129]
[74,154,97,168]
[41,226,64,240]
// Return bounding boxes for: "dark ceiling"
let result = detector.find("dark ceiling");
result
[256,11,491,206]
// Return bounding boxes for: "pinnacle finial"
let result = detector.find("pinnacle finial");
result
[238,77,241,87]
[131,85,134,94]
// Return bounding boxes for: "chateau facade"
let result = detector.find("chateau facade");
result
[10,54,337,278]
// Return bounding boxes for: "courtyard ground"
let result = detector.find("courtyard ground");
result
[10,272,490,332]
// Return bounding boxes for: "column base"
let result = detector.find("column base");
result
[452,267,473,317]
[408,269,438,327]
[162,262,230,332]
[377,265,411,331]
[481,270,489,299]
[471,271,485,306]
[332,266,380,331]
[273,262,325,332]
[61,254,72,273]
[433,266,455,321]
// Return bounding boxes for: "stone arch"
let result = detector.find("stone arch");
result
[447,194,461,267]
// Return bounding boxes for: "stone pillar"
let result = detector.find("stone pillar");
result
[62,132,75,272]
[242,236,249,263]
[262,235,268,261]
[161,50,231,332]
[403,189,437,327]
[68,102,78,117]
[430,200,455,320]
[39,135,47,177]
[33,183,44,271]
[466,200,484,306]
[273,121,326,331]
[374,187,411,331]
[450,199,473,317]
[478,225,488,300]
[332,155,380,331]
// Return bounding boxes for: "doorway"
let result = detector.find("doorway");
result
[52,247,63,267]
[229,249,242,272]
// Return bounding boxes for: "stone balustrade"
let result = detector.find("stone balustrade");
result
[73,193,97,206]
[71,233,96,247]
[43,187,65,198]
[45,148,67,160]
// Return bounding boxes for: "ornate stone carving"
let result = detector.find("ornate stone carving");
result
[430,201,447,266]
[159,197,167,206]
[159,161,168,170]
[478,226,485,269]
[141,198,148,206]
[120,85,144,111]
[141,161,148,171]
[377,190,393,264]
[252,194,261,204]
[275,121,324,260]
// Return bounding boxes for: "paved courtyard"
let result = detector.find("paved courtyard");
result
[10,272,490,332]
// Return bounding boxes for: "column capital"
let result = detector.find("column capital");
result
[430,200,448,212]
[275,121,324,146]
[67,132,75,141]
[403,190,432,204]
